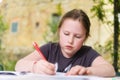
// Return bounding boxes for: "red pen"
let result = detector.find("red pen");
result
[33,42,46,60]
[33,42,58,72]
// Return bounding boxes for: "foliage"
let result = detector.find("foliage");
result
[0,50,29,71]
[0,15,8,49]
[43,3,62,42]
[91,0,113,25]
[0,51,17,71]
[0,15,8,38]
[94,40,113,62]
[91,0,106,21]
[91,0,120,71]
[94,38,120,69]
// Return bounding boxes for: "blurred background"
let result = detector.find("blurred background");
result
[0,0,119,74]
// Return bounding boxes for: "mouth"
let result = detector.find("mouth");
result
[65,46,73,50]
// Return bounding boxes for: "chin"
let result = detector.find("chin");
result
[64,50,74,55]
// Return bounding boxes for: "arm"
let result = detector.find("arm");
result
[15,51,55,75]
[15,51,40,72]
[87,56,115,77]
[66,56,115,77]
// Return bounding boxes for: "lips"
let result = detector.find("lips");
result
[65,45,73,50]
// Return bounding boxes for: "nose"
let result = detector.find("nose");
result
[68,35,74,44]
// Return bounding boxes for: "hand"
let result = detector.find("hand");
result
[33,60,55,75]
[66,65,91,76]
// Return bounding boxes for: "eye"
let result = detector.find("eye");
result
[75,35,81,38]
[64,31,69,36]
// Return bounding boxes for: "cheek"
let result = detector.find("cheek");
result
[74,39,84,48]
[59,33,67,43]
[59,32,64,42]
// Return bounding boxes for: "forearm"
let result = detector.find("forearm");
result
[15,59,35,72]
[87,64,115,77]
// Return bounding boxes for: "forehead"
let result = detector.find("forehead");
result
[60,19,86,34]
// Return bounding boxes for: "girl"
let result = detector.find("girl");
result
[15,9,115,77]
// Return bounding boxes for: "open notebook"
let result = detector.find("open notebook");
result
[0,71,112,80]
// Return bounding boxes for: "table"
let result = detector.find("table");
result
[0,71,119,80]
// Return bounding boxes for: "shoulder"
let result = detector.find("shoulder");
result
[80,46,91,51]
[40,42,60,61]
[81,46,100,55]
[79,45,100,60]
[80,46,100,66]
[40,42,60,54]
[40,42,59,59]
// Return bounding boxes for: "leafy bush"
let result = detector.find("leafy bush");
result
[0,50,28,71]
[94,39,120,71]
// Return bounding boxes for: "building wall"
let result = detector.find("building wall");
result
[0,0,113,54]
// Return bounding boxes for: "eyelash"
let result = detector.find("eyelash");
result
[64,32,81,38]
[75,36,81,38]
[64,32,69,35]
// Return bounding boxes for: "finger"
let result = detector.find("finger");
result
[66,65,80,75]
[78,67,86,75]
[40,60,55,71]
[86,69,91,75]
[67,69,79,75]
[42,66,55,75]
[37,60,55,75]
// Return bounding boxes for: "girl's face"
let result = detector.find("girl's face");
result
[59,18,86,58]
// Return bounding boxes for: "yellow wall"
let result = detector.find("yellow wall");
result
[0,0,113,54]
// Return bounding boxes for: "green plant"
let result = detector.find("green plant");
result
[0,50,29,71]
[91,0,120,72]
[43,3,62,42]
[0,15,8,49]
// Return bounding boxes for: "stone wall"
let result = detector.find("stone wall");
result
[0,0,112,54]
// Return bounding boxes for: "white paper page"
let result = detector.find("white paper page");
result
[0,71,110,80]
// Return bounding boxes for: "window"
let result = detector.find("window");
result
[11,22,18,33]
[52,13,60,23]
[35,22,39,28]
